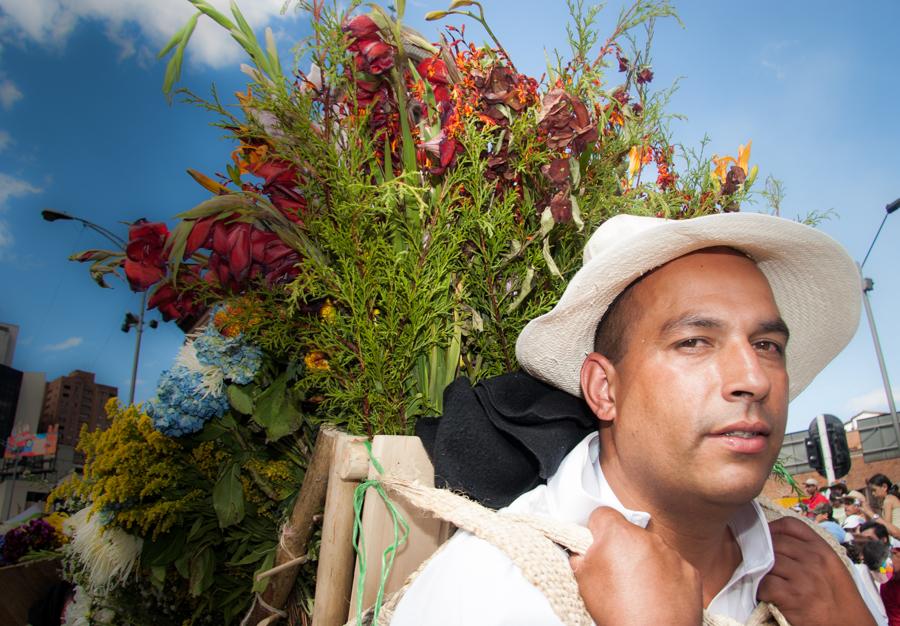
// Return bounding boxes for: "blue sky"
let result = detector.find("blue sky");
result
[0,0,897,434]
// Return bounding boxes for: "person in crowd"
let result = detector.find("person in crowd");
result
[870,474,900,529]
[815,501,848,544]
[860,520,893,546]
[860,541,892,623]
[802,477,829,517]
[881,544,900,625]
[831,483,850,524]
[845,496,870,532]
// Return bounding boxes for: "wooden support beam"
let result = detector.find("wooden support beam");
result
[242,426,337,626]
[312,432,367,626]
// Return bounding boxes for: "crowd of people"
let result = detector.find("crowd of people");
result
[802,473,900,624]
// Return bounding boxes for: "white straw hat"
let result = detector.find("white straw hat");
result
[516,213,861,400]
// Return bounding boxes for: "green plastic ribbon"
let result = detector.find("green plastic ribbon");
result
[352,440,410,625]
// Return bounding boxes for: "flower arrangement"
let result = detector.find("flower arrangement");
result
[57,0,769,623]
[0,512,67,565]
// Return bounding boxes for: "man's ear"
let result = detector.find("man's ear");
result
[580,352,617,423]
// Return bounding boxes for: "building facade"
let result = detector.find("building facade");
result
[38,370,118,448]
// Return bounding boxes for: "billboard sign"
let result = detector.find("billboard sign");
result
[4,425,58,459]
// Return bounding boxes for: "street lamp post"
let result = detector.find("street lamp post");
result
[41,209,152,404]
[859,198,900,450]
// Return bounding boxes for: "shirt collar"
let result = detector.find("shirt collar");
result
[543,431,774,607]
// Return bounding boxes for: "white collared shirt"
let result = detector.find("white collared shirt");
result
[390,432,885,625]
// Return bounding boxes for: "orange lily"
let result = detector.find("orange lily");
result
[711,140,752,183]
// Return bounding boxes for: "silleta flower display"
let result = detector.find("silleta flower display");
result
[50,0,779,623]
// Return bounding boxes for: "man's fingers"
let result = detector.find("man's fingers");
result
[768,516,821,542]
[757,572,791,606]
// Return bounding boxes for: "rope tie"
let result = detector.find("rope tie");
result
[254,593,287,618]
[351,441,410,626]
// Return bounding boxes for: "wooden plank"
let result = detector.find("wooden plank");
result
[312,432,367,626]
[243,426,338,626]
[347,435,451,621]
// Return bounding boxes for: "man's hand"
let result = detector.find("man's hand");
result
[758,517,876,626]
[570,507,702,626]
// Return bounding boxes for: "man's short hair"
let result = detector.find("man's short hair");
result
[592,278,642,364]
[813,502,833,517]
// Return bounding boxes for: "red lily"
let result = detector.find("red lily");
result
[124,219,169,291]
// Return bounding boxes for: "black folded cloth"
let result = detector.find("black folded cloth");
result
[415,371,596,509]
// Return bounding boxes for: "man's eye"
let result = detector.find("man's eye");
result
[754,340,784,355]
[677,338,707,349]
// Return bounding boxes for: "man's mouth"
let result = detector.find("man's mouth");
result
[709,422,771,454]
[718,430,767,439]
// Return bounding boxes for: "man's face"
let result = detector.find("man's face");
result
[805,483,818,496]
[589,248,789,511]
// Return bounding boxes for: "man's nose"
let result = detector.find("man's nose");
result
[720,341,772,402]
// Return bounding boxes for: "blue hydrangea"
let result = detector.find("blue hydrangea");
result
[193,325,263,385]
[146,365,229,437]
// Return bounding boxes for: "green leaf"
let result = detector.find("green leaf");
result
[174,194,249,220]
[506,266,535,313]
[189,547,216,596]
[158,17,190,60]
[227,384,254,415]
[253,373,303,441]
[570,194,584,231]
[191,0,235,32]
[539,206,555,237]
[212,463,245,528]
[252,549,276,593]
[142,531,187,566]
[542,237,563,279]
[264,26,282,80]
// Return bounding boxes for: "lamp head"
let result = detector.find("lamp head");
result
[41,209,73,222]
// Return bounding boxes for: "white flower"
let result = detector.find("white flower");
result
[65,508,143,591]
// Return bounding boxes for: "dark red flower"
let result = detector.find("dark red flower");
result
[549,189,573,223]
[636,67,654,85]
[184,215,217,258]
[124,219,169,291]
[343,15,380,39]
[537,89,598,153]
[616,53,629,73]
[541,158,571,185]
[147,265,206,329]
[417,57,451,104]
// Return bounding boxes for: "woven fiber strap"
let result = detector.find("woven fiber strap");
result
[350,478,853,626]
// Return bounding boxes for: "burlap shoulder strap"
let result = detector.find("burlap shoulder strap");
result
[348,478,853,626]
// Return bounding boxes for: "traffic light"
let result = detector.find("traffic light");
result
[806,414,851,479]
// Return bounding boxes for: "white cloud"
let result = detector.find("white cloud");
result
[0,0,298,70]
[0,78,21,108]
[760,40,796,81]
[0,218,12,252]
[0,172,41,208]
[42,336,83,351]
[844,387,900,416]
[0,130,10,152]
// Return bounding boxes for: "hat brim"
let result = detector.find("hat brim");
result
[516,213,861,400]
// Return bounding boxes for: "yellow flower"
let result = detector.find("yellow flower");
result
[737,140,752,175]
[711,139,752,184]
[626,145,652,186]
[304,350,330,372]
[320,299,336,322]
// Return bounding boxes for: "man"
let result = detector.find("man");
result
[803,478,829,517]
[847,496,873,532]
[815,502,848,545]
[391,213,881,624]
